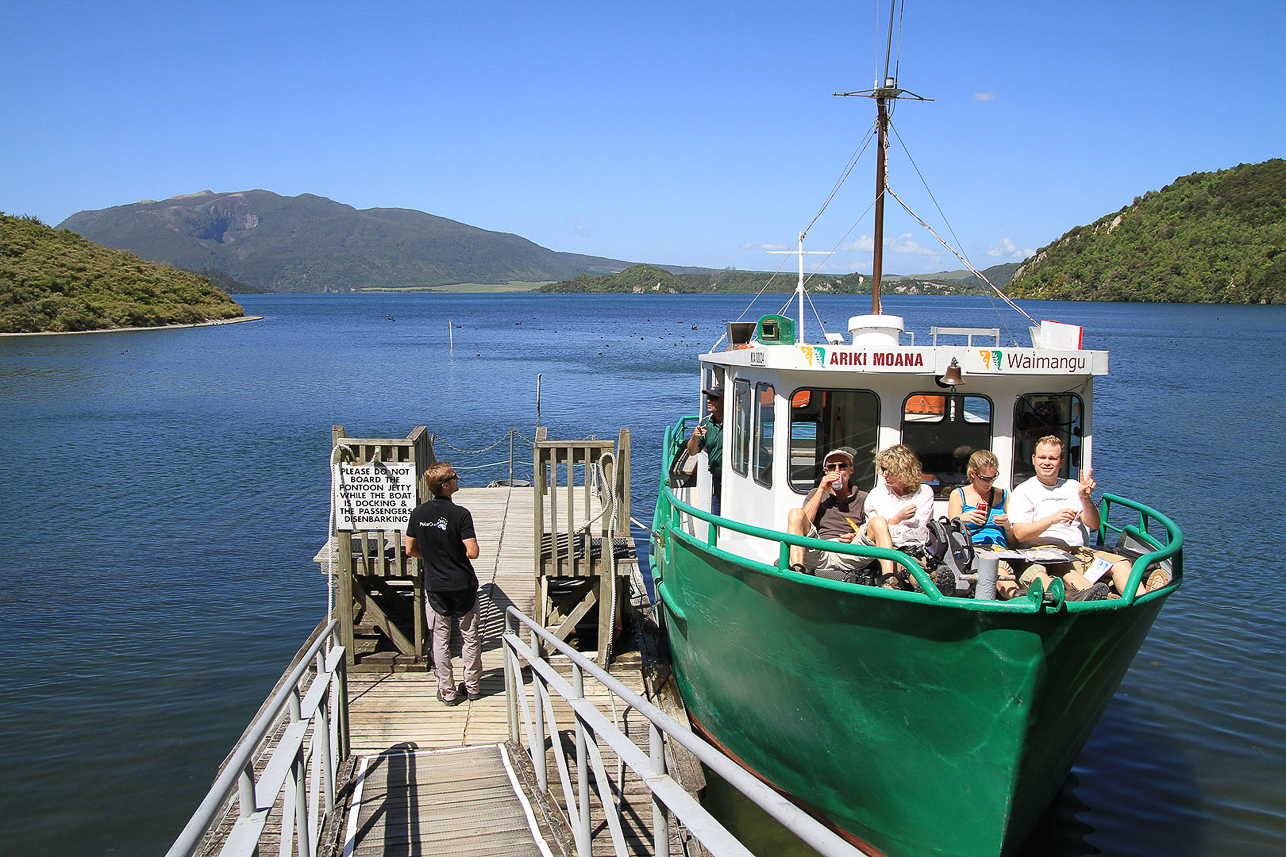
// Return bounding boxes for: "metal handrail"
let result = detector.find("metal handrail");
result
[502,606,865,857]
[166,620,349,857]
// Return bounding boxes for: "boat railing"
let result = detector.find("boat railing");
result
[1098,492,1185,604]
[502,606,866,857]
[655,421,1182,611]
[166,620,349,857]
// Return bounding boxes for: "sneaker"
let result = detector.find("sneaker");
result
[437,685,465,707]
[1067,582,1110,602]
[466,686,482,701]
[931,565,955,596]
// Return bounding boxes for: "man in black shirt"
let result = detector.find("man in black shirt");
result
[405,461,481,706]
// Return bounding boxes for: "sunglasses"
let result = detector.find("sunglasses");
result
[823,462,851,471]
[973,473,997,482]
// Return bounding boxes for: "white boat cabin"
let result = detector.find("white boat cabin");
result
[687,313,1108,566]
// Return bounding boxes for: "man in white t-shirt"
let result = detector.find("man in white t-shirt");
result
[1009,435,1157,599]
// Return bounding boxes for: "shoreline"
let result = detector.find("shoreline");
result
[0,315,264,338]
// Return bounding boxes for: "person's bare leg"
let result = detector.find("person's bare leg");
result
[787,508,808,567]
[865,516,898,579]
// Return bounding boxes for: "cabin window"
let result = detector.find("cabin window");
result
[789,388,880,493]
[730,379,752,477]
[753,383,775,487]
[901,393,994,499]
[1013,393,1084,482]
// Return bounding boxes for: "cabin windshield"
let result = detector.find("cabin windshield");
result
[1013,393,1084,482]
[901,392,994,500]
[789,388,880,493]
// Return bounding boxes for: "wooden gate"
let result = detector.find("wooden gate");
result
[330,425,434,670]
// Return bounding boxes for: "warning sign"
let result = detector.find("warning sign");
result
[335,461,418,531]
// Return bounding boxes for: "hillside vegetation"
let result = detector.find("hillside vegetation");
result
[1,214,244,333]
[59,190,634,292]
[539,263,1013,295]
[1010,159,1285,303]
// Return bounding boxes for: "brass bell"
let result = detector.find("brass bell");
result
[940,358,964,387]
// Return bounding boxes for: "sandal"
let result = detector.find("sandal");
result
[1145,568,1170,592]
[879,573,904,590]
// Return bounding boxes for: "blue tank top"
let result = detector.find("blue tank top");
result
[956,487,1008,547]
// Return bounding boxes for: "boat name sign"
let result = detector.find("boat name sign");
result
[736,346,1103,376]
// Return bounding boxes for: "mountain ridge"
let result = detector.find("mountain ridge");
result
[58,190,646,292]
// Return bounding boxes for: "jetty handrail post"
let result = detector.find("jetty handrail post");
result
[531,622,548,793]
[313,649,334,812]
[574,664,591,857]
[505,609,520,745]
[651,722,670,857]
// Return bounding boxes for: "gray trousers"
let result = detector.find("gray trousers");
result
[428,603,482,699]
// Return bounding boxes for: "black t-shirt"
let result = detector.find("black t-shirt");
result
[405,497,478,593]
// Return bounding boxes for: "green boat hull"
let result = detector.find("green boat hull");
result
[654,526,1172,857]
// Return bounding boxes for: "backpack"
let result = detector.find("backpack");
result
[925,516,975,596]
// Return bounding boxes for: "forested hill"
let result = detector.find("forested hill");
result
[539,263,1014,295]
[0,214,244,333]
[58,190,635,292]
[1010,159,1285,304]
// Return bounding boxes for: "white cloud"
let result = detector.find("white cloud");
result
[889,233,936,256]
[569,217,592,238]
[842,235,875,252]
[741,241,791,251]
[986,237,1035,259]
[974,92,995,102]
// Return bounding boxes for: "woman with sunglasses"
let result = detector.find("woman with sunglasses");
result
[947,450,1021,599]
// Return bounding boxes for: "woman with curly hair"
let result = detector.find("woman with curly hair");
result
[864,444,935,586]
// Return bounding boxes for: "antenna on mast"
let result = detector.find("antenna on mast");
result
[767,232,828,343]
[834,0,930,316]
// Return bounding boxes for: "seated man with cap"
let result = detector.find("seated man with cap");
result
[785,447,898,585]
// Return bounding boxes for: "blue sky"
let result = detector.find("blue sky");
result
[3,1,1283,276]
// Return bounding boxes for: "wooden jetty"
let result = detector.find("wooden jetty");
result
[174,427,855,857]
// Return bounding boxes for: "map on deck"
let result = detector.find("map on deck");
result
[334,461,417,531]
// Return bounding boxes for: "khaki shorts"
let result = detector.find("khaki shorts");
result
[804,523,877,573]
[1018,546,1126,587]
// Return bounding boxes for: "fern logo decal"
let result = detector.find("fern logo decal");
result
[801,346,826,366]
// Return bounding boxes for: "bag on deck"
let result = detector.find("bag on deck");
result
[925,516,975,596]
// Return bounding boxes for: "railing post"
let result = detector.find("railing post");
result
[237,760,256,821]
[651,723,669,857]
[531,624,548,792]
[573,664,591,857]
[293,749,311,857]
[505,612,519,745]
[314,650,334,812]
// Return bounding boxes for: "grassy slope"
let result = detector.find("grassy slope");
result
[1,214,244,333]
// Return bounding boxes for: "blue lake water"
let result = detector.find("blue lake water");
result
[1,293,1283,855]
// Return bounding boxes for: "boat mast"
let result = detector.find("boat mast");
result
[835,0,929,316]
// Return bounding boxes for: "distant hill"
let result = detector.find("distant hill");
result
[58,190,639,293]
[1010,159,1286,304]
[539,263,1014,295]
[0,213,244,333]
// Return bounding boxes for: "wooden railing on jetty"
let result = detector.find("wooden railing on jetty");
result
[323,426,637,671]
[329,425,435,670]
[535,428,636,665]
